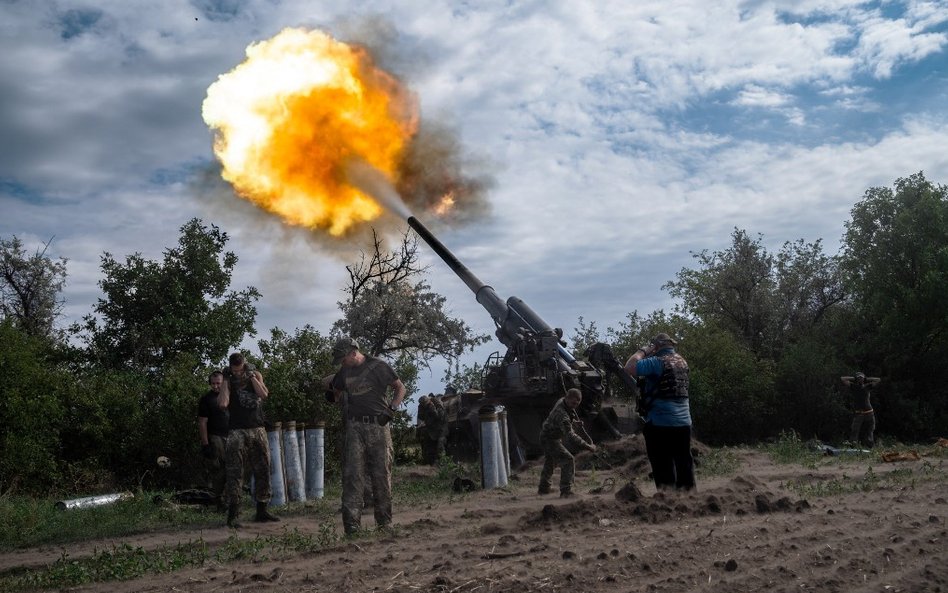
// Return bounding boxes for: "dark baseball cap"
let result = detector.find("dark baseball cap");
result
[651,333,678,347]
[331,336,359,364]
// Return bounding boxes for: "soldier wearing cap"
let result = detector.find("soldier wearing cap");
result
[325,336,406,534]
[840,371,881,448]
[623,333,695,491]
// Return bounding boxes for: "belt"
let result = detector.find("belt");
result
[854,409,874,415]
[349,415,383,425]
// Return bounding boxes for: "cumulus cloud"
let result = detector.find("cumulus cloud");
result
[1,0,947,395]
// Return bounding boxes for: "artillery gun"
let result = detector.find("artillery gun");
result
[407,217,641,464]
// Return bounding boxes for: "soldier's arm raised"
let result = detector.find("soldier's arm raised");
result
[250,371,269,399]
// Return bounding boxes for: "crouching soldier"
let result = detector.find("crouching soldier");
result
[538,388,597,498]
[417,394,448,465]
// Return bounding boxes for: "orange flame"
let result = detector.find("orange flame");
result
[433,192,455,216]
[202,28,417,235]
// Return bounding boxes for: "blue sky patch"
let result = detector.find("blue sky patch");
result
[59,8,103,40]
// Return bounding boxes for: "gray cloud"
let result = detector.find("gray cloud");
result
[1,0,947,398]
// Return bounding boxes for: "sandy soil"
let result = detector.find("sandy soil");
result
[4,436,946,593]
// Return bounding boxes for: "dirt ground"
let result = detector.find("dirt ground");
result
[4,436,947,593]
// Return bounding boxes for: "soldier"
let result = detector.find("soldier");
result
[624,333,695,491]
[326,336,406,535]
[841,371,881,448]
[417,394,448,464]
[218,352,279,527]
[198,370,228,509]
[537,388,597,498]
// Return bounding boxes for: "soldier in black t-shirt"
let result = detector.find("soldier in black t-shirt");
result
[198,371,228,508]
[326,337,405,535]
[218,352,279,527]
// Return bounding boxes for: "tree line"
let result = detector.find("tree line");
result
[1,172,945,495]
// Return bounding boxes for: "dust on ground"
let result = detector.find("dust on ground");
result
[3,435,946,593]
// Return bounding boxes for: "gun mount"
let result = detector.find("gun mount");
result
[407,216,640,462]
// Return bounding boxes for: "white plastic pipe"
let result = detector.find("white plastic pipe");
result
[305,422,325,499]
[479,411,501,489]
[282,420,305,502]
[268,423,287,507]
[296,422,306,488]
[56,492,132,511]
[497,407,511,477]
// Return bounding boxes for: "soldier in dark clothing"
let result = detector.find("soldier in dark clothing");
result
[218,352,279,527]
[198,371,228,508]
[417,394,448,465]
[538,388,596,498]
[841,372,881,448]
[327,336,406,535]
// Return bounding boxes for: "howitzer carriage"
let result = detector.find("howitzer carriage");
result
[408,217,641,463]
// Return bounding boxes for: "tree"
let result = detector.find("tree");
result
[0,236,67,340]
[840,172,948,438]
[665,228,844,359]
[0,320,67,492]
[256,325,336,424]
[75,218,260,372]
[441,361,487,393]
[333,229,489,370]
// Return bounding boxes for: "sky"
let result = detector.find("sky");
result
[2,0,948,404]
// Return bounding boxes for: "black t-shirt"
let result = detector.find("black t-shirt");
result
[198,390,229,437]
[335,356,398,418]
[224,369,265,429]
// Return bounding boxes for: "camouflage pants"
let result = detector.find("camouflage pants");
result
[342,421,393,534]
[420,430,447,465]
[850,412,876,448]
[202,434,227,499]
[224,427,272,505]
[538,437,575,493]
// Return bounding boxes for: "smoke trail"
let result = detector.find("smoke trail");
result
[346,158,413,220]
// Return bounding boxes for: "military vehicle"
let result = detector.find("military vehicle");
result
[407,217,641,466]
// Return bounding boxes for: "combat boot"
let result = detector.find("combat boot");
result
[226,503,241,528]
[254,501,280,522]
[537,484,552,495]
[560,489,575,499]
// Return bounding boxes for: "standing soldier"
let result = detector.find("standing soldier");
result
[218,352,279,527]
[417,394,448,465]
[624,333,695,491]
[537,388,597,498]
[841,371,881,448]
[198,370,228,509]
[327,337,406,535]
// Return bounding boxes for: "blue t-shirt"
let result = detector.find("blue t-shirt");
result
[635,348,692,427]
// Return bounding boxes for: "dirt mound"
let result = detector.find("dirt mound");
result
[519,473,812,530]
[575,434,711,480]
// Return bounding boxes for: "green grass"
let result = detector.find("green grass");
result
[0,525,341,592]
[0,491,223,551]
[763,430,825,468]
[783,459,946,497]
[0,464,473,590]
[697,446,741,477]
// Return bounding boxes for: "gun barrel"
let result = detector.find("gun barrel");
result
[407,216,509,326]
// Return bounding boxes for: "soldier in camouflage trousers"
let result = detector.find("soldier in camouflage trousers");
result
[328,337,406,535]
[218,352,279,528]
[538,388,597,498]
